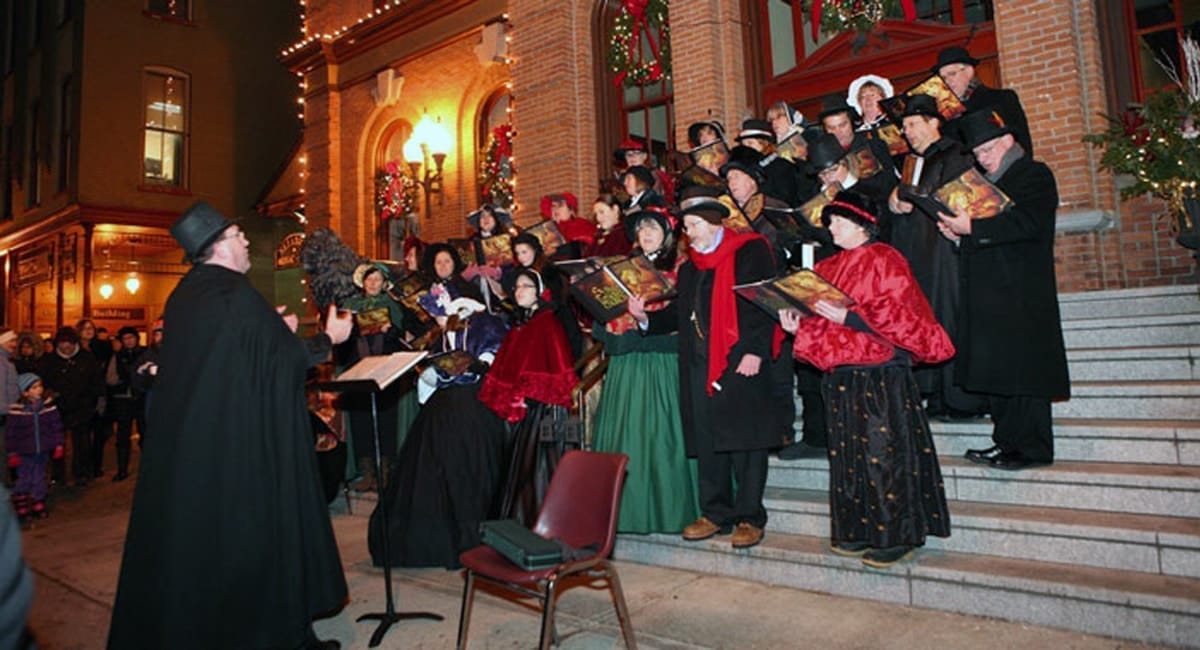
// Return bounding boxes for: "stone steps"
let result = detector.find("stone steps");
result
[766,456,1200,518]
[1057,284,1200,321]
[930,417,1200,465]
[1067,345,1199,381]
[1061,313,1200,348]
[1052,380,1200,419]
[612,531,1200,648]
[762,487,1200,578]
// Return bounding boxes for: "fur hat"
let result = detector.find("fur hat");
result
[539,193,579,219]
[932,46,979,73]
[735,119,776,145]
[53,326,80,345]
[846,74,895,115]
[300,228,365,310]
[821,191,880,236]
[16,373,39,393]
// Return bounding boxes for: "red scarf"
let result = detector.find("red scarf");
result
[689,228,768,395]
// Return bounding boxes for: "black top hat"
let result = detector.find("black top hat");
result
[687,120,726,148]
[900,93,942,121]
[932,46,979,73]
[959,108,1014,149]
[820,191,880,236]
[807,134,848,172]
[677,189,730,225]
[171,201,237,262]
[719,145,766,184]
[621,164,657,190]
[818,96,860,122]
[735,119,776,144]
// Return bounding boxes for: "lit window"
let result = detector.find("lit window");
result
[142,69,188,188]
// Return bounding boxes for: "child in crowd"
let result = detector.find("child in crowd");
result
[6,373,64,523]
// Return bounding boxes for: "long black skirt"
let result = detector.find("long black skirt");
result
[823,364,951,548]
[498,402,578,528]
[368,382,508,569]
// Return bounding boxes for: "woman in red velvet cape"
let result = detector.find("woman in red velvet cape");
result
[781,192,954,569]
[480,267,578,526]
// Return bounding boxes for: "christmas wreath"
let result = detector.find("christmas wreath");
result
[804,0,915,39]
[608,0,670,87]
[479,124,516,209]
[376,160,418,220]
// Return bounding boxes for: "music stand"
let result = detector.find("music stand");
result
[318,351,444,647]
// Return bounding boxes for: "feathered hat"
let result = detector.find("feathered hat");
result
[300,228,365,310]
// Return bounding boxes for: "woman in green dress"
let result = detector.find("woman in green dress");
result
[591,208,700,533]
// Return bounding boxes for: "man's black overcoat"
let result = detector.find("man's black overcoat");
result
[108,264,346,649]
[956,155,1069,398]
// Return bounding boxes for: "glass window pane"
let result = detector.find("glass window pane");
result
[143,130,164,180]
[768,0,797,77]
[648,104,668,157]
[627,110,646,140]
[1139,28,1181,90]
[623,84,641,105]
[162,75,185,132]
[1133,0,1175,29]
[144,75,165,128]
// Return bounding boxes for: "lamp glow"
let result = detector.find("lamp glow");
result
[99,283,114,300]
[125,274,140,295]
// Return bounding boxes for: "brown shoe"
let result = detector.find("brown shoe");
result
[731,523,764,549]
[682,516,728,541]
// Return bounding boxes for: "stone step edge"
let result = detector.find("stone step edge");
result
[613,531,1200,616]
[1058,283,1200,304]
[762,487,1200,548]
[1061,312,1200,329]
[1067,344,1199,359]
[770,456,1200,487]
[929,418,1200,441]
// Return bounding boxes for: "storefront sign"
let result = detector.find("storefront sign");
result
[275,232,306,269]
[14,244,54,289]
[90,307,148,321]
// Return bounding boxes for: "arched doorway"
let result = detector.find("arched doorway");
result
[374,118,414,259]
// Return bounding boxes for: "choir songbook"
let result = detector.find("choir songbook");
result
[569,254,676,322]
[735,269,855,319]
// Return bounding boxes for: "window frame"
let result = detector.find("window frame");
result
[58,75,72,193]
[1122,0,1194,103]
[27,101,40,209]
[143,0,193,25]
[140,67,190,192]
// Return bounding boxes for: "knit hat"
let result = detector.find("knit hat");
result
[17,373,39,392]
[117,326,139,340]
[539,193,579,219]
[0,330,15,346]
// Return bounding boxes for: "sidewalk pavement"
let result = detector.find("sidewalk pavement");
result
[22,477,1159,649]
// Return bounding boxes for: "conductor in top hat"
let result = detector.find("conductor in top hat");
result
[109,201,353,649]
[934,45,1034,155]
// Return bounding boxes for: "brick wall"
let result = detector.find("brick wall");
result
[995,0,1198,290]
[301,24,512,253]
[670,0,750,152]
[507,1,599,225]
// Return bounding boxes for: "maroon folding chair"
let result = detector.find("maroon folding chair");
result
[456,450,636,649]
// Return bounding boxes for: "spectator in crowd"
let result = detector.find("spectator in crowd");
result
[12,333,41,374]
[104,326,145,482]
[6,373,64,523]
[37,327,103,488]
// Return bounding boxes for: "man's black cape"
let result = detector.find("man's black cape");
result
[108,264,347,649]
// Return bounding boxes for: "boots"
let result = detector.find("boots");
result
[112,447,131,482]
[352,458,377,493]
[12,494,31,525]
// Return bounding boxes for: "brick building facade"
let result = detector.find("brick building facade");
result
[285,0,1198,292]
